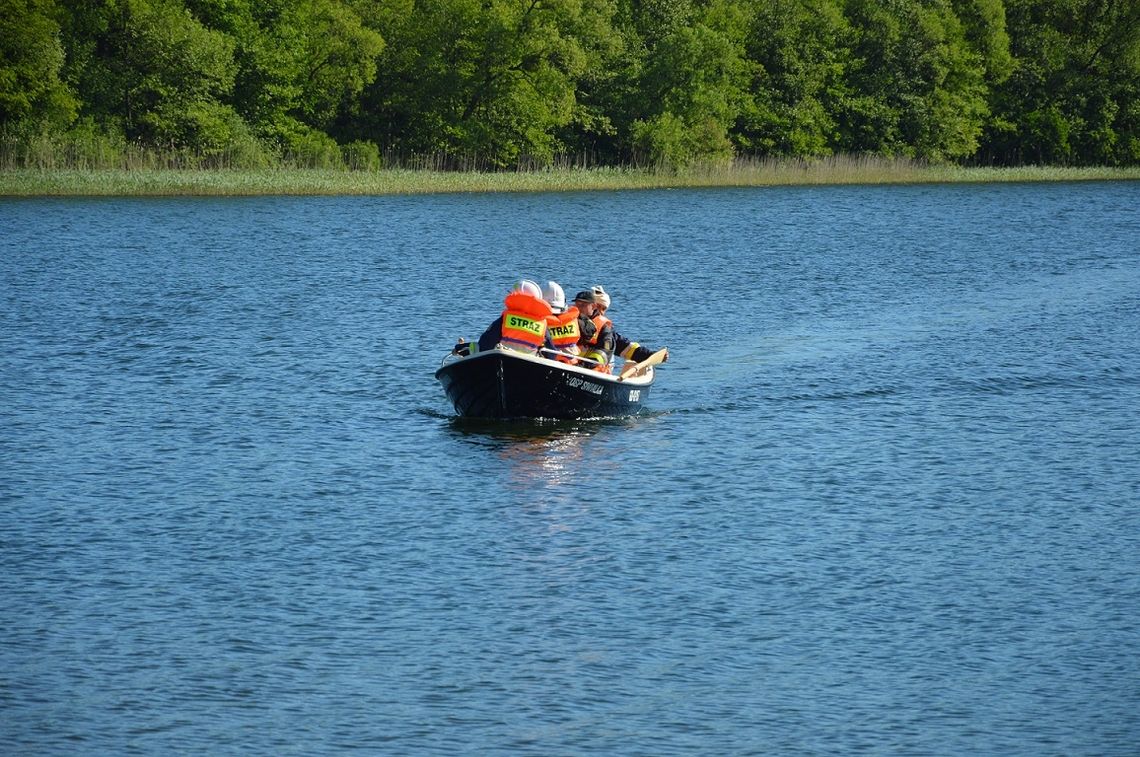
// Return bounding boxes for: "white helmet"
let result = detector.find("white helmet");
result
[591,285,611,309]
[541,281,566,313]
[512,279,542,298]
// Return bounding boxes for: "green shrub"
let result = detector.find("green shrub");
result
[282,127,344,169]
[632,113,690,169]
[342,140,381,171]
[63,118,127,169]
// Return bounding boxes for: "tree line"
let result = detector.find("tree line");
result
[2,0,1138,169]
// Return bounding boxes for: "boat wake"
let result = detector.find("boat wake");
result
[667,365,1137,417]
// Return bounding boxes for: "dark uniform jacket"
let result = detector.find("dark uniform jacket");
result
[614,330,657,363]
[451,317,555,356]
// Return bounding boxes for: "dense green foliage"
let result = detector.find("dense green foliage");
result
[2,0,1138,167]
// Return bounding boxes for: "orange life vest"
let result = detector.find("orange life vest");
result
[583,314,614,372]
[500,291,552,352]
[585,314,613,346]
[546,306,582,362]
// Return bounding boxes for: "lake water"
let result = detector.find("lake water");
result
[2,183,1138,754]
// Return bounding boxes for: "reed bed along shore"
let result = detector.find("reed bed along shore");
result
[3,157,1138,197]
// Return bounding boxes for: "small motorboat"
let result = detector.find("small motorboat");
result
[435,347,661,420]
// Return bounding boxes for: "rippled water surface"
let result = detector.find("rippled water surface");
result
[2,183,1139,754]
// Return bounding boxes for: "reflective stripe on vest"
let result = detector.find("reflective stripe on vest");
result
[581,347,611,373]
[547,310,581,348]
[501,311,547,351]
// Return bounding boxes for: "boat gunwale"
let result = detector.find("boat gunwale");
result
[435,347,655,386]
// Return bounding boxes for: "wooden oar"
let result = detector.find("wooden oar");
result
[618,348,668,381]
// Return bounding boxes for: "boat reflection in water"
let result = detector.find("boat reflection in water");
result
[443,408,648,485]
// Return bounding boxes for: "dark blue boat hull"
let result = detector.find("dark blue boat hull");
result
[435,350,654,420]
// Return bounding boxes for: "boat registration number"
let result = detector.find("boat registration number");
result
[628,390,641,402]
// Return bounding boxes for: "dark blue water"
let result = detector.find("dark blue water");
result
[2,183,1138,754]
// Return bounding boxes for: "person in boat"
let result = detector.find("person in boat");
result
[574,288,614,372]
[452,280,554,357]
[542,281,585,364]
[592,284,669,368]
[571,289,598,344]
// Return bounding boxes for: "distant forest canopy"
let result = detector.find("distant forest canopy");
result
[2,0,1138,169]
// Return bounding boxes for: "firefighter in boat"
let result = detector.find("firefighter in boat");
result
[573,288,615,372]
[452,280,554,357]
[591,285,669,368]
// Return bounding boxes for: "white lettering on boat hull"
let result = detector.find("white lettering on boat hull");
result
[565,376,604,395]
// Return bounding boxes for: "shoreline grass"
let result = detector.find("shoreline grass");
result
[3,157,1138,197]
